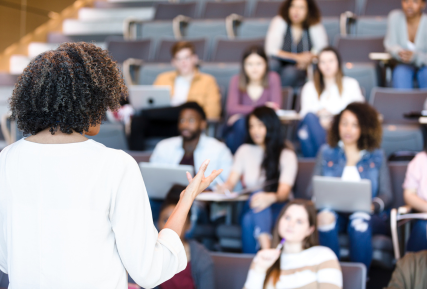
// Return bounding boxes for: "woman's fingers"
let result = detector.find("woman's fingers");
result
[186,171,193,183]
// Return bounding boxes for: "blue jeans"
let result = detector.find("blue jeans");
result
[223,116,247,154]
[393,64,427,89]
[240,195,286,253]
[298,113,327,158]
[407,220,427,252]
[318,211,390,269]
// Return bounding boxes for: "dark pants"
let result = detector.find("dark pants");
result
[318,210,390,269]
[223,117,247,154]
[407,220,427,252]
[128,106,181,150]
[298,113,327,158]
[269,58,307,88]
[240,193,286,254]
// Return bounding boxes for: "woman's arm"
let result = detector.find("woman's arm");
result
[309,23,328,53]
[384,10,404,60]
[111,155,221,288]
[404,189,427,212]
[268,72,283,108]
[265,16,286,57]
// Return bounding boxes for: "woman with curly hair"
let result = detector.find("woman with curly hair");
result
[307,102,393,271]
[0,42,221,288]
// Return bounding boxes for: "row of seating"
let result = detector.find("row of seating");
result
[0,253,367,289]
[93,0,411,18]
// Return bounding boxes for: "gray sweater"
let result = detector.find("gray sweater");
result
[384,10,427,67]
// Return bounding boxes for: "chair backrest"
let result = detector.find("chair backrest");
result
[336,36,384,62]
[202,1,247,19]
[362,0,408,16]
[343,62,378,102]
[355,16,388,37]
[210,252,254,289]
[154,2,197,20]
[211,253,367,289]
[317,0,356,17]
[369,88,427,124]
[126,151,152,163]
[138,63,174,85]
[281,87,294,110]
[212,38,264,62]
[137,21,175,40]
[106,38,151,63]
[251,1,282,18]
[86,123,129,150]
[237,18,270,39]
[155,38,207,62]
[340,262,367,289]
[95,1,164,8]
[294,158,316,199]
[388,161,410,209]
[322,17,340,46]
[0,73,18,86]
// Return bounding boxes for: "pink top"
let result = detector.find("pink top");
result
[403,151,427,201]
[226,71,282,116]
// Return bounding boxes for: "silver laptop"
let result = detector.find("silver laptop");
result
[313,176,372,213]
[128,85,171,110]
[139,163,194,199]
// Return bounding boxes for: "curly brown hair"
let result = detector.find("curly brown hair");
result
[328,102,382,151]
[9,42,127,135]
[279,0,321,28]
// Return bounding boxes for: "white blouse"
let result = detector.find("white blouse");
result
[0,139,186,289]
[299,76,365,118]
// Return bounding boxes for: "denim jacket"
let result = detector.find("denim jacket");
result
[308,144,393,212]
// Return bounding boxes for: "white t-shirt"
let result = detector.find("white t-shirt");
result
[299,76,365,117]
[341,166,361,181]
[0,139,186,289]
[171,76,191,106]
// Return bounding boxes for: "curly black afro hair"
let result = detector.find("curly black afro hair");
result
[9,42,127,135]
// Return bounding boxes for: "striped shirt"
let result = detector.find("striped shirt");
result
[244,246,342,289]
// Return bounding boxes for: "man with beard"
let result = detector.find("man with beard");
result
[150,101,232,185]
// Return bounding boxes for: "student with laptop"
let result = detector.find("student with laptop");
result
[218,106,298,253]
[243,199,342,289]
[129,41,221,150]
[308,102,393,270]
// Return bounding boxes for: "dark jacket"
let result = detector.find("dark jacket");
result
[307,144,393,212]
[385,251,427,289]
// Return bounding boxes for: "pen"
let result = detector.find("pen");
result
[276,238,286,250]
[215,178,231,196]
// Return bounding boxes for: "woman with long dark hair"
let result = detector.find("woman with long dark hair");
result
[224,45,282,154]
[243,199,342,289]
[266,0,328,88]
[298,47,364,157]
[219,106,298,253]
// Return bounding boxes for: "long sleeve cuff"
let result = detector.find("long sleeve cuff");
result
[157,228,187,272]
[244,270,266,289]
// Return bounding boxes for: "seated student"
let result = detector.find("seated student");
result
[308,102,393,270]
[243,199,342,289]
[385,250,427,289]
[402,151,427,252]
[128,185,216,289]
[150,102,232,182]
[298,47,364,158]
[224,45,282,154]
[384,0,427,89]
[129,41,221,150]
[265,0,328,88]
[219,106,298,253]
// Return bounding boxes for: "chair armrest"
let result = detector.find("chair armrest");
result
[398,205,412,215]
[122,58,144,86]
[390,208,401,259]
[339,11,356,36]
[225,13,243,39]
[173,15,191,39]
[123,17,147,40]
[0,112,12,145]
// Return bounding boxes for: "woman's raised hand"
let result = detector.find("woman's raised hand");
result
[183,160,222,200]
[252,249,281,273]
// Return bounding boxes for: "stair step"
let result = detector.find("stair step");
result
[78,7,154,20]
[48,32,122,43]
[0,87,14,103]
[28,42,107,58]
[63,19,128,35]
[9,55,32,75]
